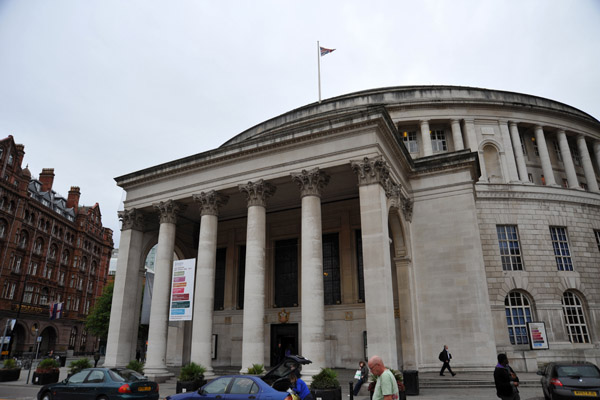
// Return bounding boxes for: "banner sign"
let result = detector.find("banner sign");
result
[527,322,549,350]
[169,258,196,321]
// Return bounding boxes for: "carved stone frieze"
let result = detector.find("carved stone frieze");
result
[387,182,413,223]
[118,208,146,231]
[238,179,276,207]
[401,197,413,222]
[290,167,330,198]
[153,200,186,224]
[192,191,229,216]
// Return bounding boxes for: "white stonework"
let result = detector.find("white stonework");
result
[108,86,600,375]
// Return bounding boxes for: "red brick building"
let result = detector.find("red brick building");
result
[0,135,113,356]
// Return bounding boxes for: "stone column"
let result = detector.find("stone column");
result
[105,209,145,368]
[238,180,276,373]
[419,120,433,157]
[190,191,228,377]
[557,130,579,189]
[594,141,600,176]
[498,121,520,183]
[534,125,557,186]
[577,135,600,192]
[463,119,478,151]
[350,156,398,369]
[291,167,330,379]
[145,200,184,380]
[508,122,528,183]
[450,119,464,151]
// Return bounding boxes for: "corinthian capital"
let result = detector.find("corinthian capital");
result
[153,200,186,224]
[350,156,391,187]
[291,167,330,198]
[238,180,276,207]
[193,191,229,216]
[118,208,145,231]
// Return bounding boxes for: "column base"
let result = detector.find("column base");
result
[144,368,174,383]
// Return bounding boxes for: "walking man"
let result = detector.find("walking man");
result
[368,356,399,400]
[438,345,456,376]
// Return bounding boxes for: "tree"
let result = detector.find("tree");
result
[85,281,114,340]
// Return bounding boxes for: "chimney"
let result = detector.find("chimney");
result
[67,186,80,213]
[39,168,55,192]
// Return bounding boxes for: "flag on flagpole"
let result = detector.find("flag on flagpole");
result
[320,46,335,56]
[49,302,63,320]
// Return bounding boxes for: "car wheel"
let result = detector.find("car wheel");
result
[40,392,53,400]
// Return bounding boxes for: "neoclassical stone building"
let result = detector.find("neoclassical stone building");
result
[106,86,600,380]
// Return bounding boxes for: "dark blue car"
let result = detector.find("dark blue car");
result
[37,368,159,400]
[166,355,312,400]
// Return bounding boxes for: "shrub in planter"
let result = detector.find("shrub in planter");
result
[246,364,264,375]
[176,362,206,394]
[33,358,60,385]
[0,359,21,382]
[310,368,341,400]
[68,358,92,376]
[126,360,144,374]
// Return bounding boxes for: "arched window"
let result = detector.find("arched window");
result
[483,144,504,183]
[505,291,533,345]
[18,231,29,249]
[33,237,44,255]
[80,329,87,352]
[562,291,590,343]
[69,327,78,349]
[49,244,57,260]
[61,250,70,265]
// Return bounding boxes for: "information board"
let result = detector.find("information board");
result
[169,258,196,321]
[527,322,549,350]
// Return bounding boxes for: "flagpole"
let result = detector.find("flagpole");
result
[317,40,322,103]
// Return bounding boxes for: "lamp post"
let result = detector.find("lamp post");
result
[26,326,40,384]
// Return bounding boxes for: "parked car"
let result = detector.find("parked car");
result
[36,367,159,400]
[538,362,600,400]
[165,355,311,400]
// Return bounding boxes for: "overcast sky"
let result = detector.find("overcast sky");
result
[1,0,599,247]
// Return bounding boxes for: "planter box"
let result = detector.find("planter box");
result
[176,379,206,394]
[311,387,341,400]
[32,370,60,385]
[0,368,21,382]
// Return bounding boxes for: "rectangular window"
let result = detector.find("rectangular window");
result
[402,131,418,153]
[571,146,581,166]
[274,238,298,308]
[496,226,523,271]
[550,227,573,271]
[213,248,227,311]
[431,130,447,152]
[355,230,365,303]
[24,285,33,303]
[520,133,528,157]
[595,230,600,252]
[322,233,341,305]
[553,141,563,162]
[237,245,246,310]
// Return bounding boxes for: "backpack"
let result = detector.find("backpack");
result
[438,351,445,362]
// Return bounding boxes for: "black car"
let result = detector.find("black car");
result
[538,362,600,400]
[37,367,159,400]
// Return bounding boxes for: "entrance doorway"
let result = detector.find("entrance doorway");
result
[270,323,298,367]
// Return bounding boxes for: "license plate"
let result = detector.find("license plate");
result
[138,386,151,392]
[574,391,597,396]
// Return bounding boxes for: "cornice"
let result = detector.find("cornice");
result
[475,184,600,207]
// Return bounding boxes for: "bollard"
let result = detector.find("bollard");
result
[349,381,354,400]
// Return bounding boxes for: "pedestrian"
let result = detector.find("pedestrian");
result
[94,351,100,368]
[367,355,399,400]
[353,360,369,396]
[136,348,141,362]
[494,353,520,400]
[289,370,314,400]
[438,345,456,376]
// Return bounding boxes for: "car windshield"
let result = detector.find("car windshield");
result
[556,365,600,378]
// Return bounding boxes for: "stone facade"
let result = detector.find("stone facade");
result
[106,86,600,379]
